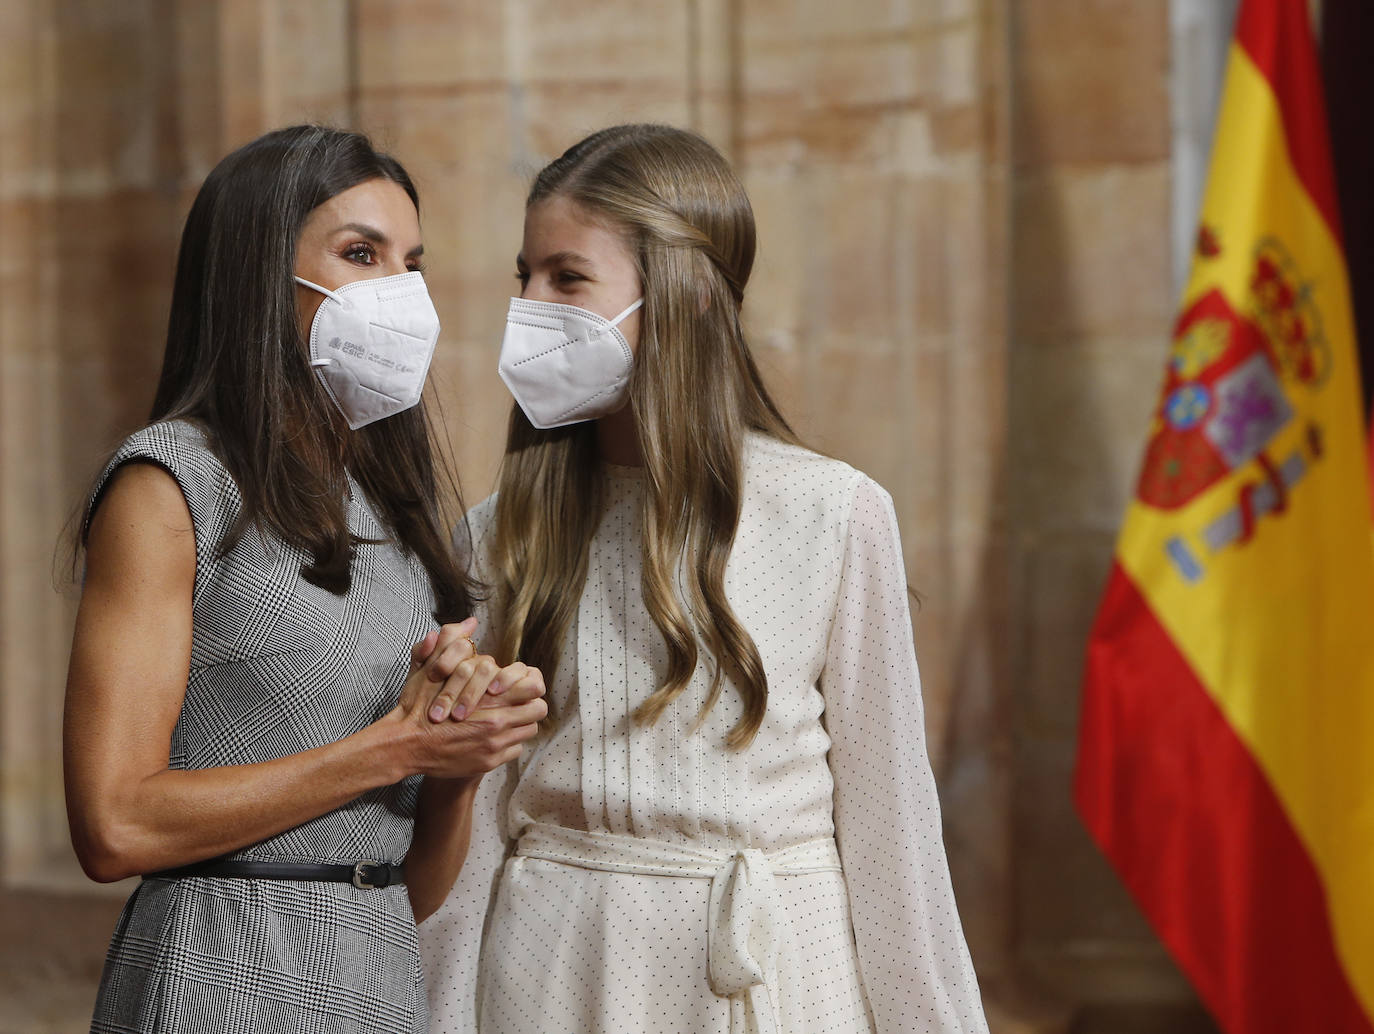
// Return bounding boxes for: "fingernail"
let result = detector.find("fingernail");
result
[452,705,468,721]
[488,681,503,695]
[429,705,446,722]
[460,616,477,631]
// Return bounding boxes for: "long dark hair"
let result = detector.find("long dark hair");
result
[104,124,473,622]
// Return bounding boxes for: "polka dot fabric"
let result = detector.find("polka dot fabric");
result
[421,434,987,1033]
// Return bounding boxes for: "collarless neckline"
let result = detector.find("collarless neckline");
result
[601,461,645,479]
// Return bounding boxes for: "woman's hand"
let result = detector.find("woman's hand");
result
[393,676,546,780]
[392,626,547,780]
[405,623,547,725]
[401,618,485,720]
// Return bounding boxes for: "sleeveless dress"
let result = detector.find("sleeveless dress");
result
[87,420,436,1034]
[422,434,987,1034]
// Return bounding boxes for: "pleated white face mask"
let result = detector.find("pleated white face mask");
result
[296,271,440,430]
[497,296,644,429]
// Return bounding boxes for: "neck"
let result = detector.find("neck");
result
[596,405,642,466]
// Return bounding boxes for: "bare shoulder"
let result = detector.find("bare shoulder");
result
[84,461,195,589]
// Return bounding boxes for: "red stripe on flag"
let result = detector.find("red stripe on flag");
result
[1234,0,1344,245]
[1075,563,1372,1033]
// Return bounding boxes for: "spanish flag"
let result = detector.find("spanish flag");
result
[1074,2,1374,1031]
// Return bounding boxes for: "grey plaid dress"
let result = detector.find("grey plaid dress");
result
[88,420,437,1034]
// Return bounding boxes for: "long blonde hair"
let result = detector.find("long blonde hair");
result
[490,125,799,749]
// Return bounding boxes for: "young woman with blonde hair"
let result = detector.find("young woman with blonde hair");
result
[422,123,987,1033]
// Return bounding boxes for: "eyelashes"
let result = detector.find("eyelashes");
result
[512,270,588,286]
[341,242,426,274]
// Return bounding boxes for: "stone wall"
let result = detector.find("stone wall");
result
[0,1,1219,1031]
[1006,1,1215,1030]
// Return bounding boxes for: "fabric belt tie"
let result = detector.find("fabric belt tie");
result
[516,823,842,1034]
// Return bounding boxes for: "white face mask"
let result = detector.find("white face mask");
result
[497,296,644,429]
[296,271,440,430]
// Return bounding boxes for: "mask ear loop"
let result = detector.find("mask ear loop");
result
[294,275,345,303]
[607,298,645,328]
[295,276,344,367]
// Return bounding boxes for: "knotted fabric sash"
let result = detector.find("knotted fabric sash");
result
[516,823,843,1034]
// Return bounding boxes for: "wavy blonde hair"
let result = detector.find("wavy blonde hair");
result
[490,124,800,749]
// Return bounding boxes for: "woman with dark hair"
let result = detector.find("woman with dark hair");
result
[63,124,546,1034]
[422,124,986,1033]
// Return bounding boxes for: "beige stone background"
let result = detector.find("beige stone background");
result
[0,1,1231,1031]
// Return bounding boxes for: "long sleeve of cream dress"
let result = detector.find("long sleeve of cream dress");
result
[420,434,986,1034]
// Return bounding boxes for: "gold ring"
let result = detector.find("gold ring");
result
[461,635,477,656]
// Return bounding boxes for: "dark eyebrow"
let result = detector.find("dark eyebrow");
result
[334,222,387,243]
[333,222,423,259]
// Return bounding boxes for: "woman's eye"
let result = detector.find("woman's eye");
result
[344,243,376,265]
[557,270,584,284]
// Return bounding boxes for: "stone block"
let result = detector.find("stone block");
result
[905,174,955,336]
[49,191,179,378]
[1007,337,1163,535]
[0,889,127,1032]
[941,168,1007,340]
[529,87,694,162]
[169,0,223,178]
[806,170,903,343]
[520,0,691,86]
[1013,738,1172,964]
[1012,165,1173,347]
[424,171,531,311]
[930,102,984,157]
[743,170,805,338]
[429,340,516,501]
[740,98,897,170]
[947,342,1008,528]
[269,0,352,126]
[354,0,506,89]
[1014,530,1117,740]
[749,0,918,41]
[933,20,980,107]
[358,87,512,180]
[801,344,922,521]
[812,34,918,111]
[0,4,48,194]
[49,10,183,191]
[1012,0,1170,167]
[748,337,805,437]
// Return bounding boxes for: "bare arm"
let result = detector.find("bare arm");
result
[63,463,545,883]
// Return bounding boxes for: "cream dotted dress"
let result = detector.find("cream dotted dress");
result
[421,434,986,1034]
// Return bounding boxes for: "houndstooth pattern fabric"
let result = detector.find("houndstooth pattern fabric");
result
[87,420,437,1034]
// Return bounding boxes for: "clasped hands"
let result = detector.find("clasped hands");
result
[394,616,547,779]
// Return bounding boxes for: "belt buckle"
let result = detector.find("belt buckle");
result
[352,860,385,889]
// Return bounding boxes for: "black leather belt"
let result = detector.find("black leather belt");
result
[147,859,405,889]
